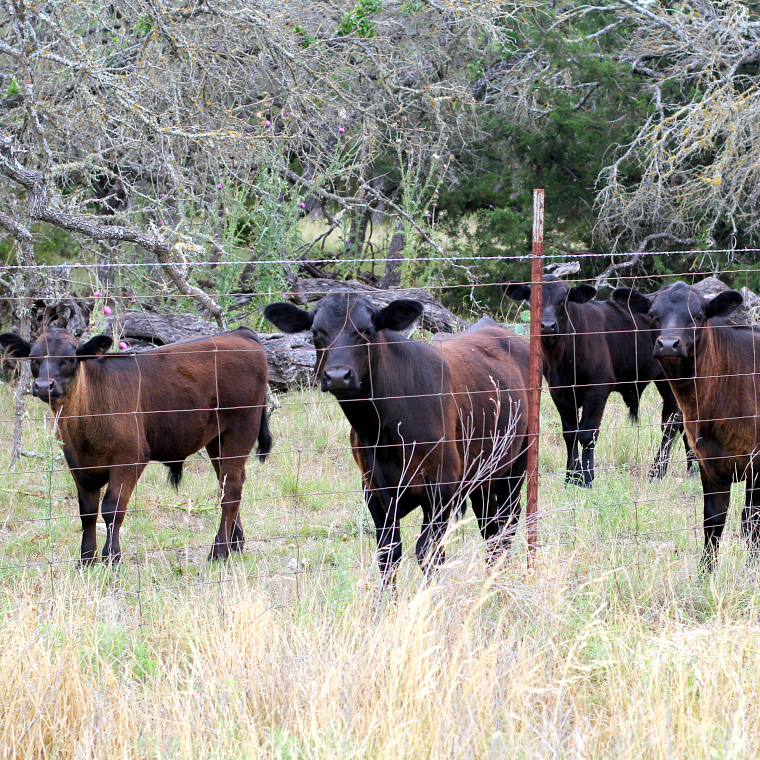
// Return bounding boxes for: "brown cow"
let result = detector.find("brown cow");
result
[0,327,271,563]
[264,294,529,585]
[612,282,758,571]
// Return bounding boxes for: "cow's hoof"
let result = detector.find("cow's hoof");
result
[230,526,245,553]
[208,544,230,562]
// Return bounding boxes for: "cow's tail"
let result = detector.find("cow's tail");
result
[621,386,640,423]
[257,403,273,462]
[166,461,184,490]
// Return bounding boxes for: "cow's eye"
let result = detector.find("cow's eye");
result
[30,359,39,374]
[647,311,658,322]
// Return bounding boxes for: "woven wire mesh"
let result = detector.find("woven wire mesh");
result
[0,254,757,608]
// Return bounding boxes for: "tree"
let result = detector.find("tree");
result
[0,0,532,311]
[595,0,760,255]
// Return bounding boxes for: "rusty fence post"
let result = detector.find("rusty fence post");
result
[526,189,544,570]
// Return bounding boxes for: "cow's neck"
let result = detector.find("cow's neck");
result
[51,359,124,439]
[336,334,446,447]
[667,323,737,428]
[542,302,590,377]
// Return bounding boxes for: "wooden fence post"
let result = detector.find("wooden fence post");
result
[526,189,544,570]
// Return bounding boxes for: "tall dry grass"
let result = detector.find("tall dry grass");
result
[3,535,760,759]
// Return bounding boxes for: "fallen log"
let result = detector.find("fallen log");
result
[291,278,470,334]
[105,310,315,389]
[691,277,760,326]
[105,310,216,347]
[258,332,316,391]
[103,279,472,390]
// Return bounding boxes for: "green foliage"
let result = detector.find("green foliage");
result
[4,77,20,96]
[400,0,424,14]
[290,24,316,48]
[198,166,302,313]
[337,0,382,38]
[134,12,152,35]
[437,5,653,296]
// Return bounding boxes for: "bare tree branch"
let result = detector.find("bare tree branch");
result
[595,233,697,289]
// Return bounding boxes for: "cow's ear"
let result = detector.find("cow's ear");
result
[0,333,32,358]
[77,335,113,357]
[706,290,743,319]
[263,302,314,333]
[372,299,423,332]
[568,284,596,304]
[502,282,531,301]
[611,287,651,314]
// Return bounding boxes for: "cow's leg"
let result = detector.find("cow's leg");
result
[470,488,493,540]
[577,391,609,487]
[700,473,732,573]
[416,486,455,577]
[553,393,582,486]
[650,381,681,480]
[366,489,402,588]
[486,471,526,568]
[74,478,102,565]
[230,513,245,553]
[205,443,244,554]
[742,469,760,562]
[101,464,144,563]
[684,437,698,476]
[206,435,248,561]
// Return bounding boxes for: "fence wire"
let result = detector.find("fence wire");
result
[0,253,758,610]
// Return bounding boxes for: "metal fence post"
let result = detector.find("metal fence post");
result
[526,189,544,570]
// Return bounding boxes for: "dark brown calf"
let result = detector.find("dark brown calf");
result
[0,327,271,563]
[613,282,759,571]
[264,294,529,585]
[504,275,693,486]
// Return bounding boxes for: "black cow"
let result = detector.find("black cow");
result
[612,282,760,571]
[264,293,530,585]
[504,275,692,486]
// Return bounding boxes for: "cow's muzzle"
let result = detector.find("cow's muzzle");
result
[32,378,63,404]
[653,335,688,360]
[321,366,359,392]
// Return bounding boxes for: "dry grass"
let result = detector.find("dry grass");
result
[1,381,760,758]
[3,550,760,759]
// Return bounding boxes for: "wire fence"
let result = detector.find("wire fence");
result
[1,236,759,610]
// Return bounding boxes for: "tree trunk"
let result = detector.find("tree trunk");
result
[380,218,405,289]
[343,204,371,263]
[10,237,38,467]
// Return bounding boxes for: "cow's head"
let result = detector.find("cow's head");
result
[264,294,422,397]
[0,329,113,405]
[611,282,743,377]
[502,274,596,345]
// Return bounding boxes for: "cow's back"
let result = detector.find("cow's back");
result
[131,328,267,413]
[437,320,529,477]
[60,328,267,466]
